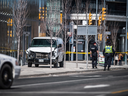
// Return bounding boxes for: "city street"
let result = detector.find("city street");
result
[0,69,128,96]
[0,0,128,96]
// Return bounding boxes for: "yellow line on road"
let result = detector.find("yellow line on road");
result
[112,89,128,94]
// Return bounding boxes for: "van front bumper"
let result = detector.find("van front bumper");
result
[28,58,57,64]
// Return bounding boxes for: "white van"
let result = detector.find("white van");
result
[26,37,64,68]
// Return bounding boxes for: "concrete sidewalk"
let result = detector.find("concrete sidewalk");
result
[20,61,128,78]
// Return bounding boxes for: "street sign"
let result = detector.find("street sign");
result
[77,25,97,35]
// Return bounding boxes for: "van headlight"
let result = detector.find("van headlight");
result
[29,51,36,59]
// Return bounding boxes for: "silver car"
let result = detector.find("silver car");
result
[0,54,21,89]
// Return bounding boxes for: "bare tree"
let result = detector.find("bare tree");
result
[40,18,47,37]
[74,0,82,68]
[109,22,119,65]
[39,0,64,68]
[62,0,73,67]
[83,0,94,68]
[110,22,119,51]
[13,0,28,62]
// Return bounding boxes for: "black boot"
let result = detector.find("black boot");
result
[95,65,97,69]
[104,67,106,71]
[92,65,94,69]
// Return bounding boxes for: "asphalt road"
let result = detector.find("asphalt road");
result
[0,69,128,96]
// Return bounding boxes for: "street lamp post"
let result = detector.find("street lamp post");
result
[125,1,128,65]
[71,21,74,61]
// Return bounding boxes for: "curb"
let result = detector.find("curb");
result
[19,67,128,78]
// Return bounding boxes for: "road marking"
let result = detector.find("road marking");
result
[71,75,101,78]
[84,84,110,89]
[12,75,128,88]
[112,89,128,94]
[0,91,111,94]
[12,78,101,88]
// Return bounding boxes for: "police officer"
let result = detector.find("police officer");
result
[103,41,115,71]
[90,42,99,69]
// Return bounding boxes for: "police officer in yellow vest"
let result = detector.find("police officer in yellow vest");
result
[103,41,115,71]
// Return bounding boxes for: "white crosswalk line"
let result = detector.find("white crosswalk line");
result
[84,84,110,89]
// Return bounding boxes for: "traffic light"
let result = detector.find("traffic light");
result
[127,32,128,39]
[7,30,13,37]
[98,16,101,26]
[60,13,62,24]
[10,30,12,37]
[98,34,102,41]
[89,13,92,25]
[7,18,12,26]
[102,7,106,21]
[39,13,41,20]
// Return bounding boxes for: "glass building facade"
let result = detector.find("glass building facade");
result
[0,0,62,58]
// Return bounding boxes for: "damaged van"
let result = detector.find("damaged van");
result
[26,37,64,68]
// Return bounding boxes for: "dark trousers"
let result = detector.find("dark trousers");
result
[115,60,118,65]
[92,56,97,68]
[119,60,122,65]
[104,55,112,68]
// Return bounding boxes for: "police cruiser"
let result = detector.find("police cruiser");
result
[0,54,21,88]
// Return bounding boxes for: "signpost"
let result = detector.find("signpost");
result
[22,31,30,66]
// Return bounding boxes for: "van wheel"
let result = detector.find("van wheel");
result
[0,64,13,89]
[59,60,64,67]
[28,62,32,67]
[35,64,39,67]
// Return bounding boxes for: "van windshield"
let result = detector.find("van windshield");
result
[31,39,57,47]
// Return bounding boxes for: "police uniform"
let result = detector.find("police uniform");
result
[90,43,98,68]
[103,44,115,71]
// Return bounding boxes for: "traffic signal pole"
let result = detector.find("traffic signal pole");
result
[125,1,128,65]
[96,0,98,43]
[103,0,106,49]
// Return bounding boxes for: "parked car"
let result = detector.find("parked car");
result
[26,37,64,68]
[98,52,105,64]
[0,54,21,89]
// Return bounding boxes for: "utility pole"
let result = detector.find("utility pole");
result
[125,1,128,65]
[71,21,74,61]
[96,0,98,43]
[103,0,106,49]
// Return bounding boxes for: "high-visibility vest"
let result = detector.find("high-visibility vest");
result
[105,46,113,53]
